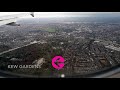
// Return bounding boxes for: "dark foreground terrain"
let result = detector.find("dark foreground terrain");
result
[0,20,120,77]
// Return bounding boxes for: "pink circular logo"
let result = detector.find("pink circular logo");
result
[52,56,65,70]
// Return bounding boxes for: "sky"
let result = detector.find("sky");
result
[0,12,120,18]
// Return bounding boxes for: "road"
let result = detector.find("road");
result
[105,45,120,52]
[0,41,38,55]
[0,41,46,78]
[93,39,120,78]
[0,39,120,78]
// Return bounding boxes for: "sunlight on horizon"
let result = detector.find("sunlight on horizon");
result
[0,12,98,18]
[0,12,120,18]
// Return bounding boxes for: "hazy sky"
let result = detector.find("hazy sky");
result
[0,12,120,18]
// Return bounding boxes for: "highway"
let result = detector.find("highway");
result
[0,41,47,78]
[0,39,120,78]
[0,41,39,55]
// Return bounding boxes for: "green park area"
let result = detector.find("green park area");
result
[43,27,56,32]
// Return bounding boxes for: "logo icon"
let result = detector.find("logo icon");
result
[52,56,65,70]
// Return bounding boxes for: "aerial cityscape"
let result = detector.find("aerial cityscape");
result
[0,13,120,77]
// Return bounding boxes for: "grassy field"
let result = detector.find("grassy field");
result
[43,28,56,32]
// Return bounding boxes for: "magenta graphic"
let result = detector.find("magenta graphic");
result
[52,56,65,70]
